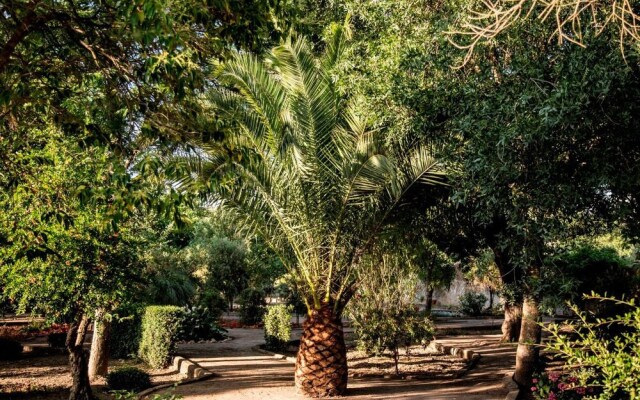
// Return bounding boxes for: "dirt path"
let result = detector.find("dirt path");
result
[164,329,516,400]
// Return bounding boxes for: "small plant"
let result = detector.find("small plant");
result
[138,305,183,368]
[0,338,23,359]
[458,291,488,316]
[106,367,152,392]
[238,288,266,326]
[351,306,435,375]
[532,372,593,400]
[542,295,640,400]
[263,304,292,352]
[111,387,183,400]
[177,305,227,342]
[47,332,67,349]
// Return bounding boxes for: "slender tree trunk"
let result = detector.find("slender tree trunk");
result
[488,289,494,309]
[295,304,347,397]
[425,287,434,313]
[67,315,94,400]
[513,295,541,390]
[88,309,111,380]
[501,302,522,342]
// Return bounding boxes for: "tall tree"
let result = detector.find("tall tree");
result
[176,23,444,396]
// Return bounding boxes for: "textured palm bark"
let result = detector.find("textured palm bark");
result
[295,305,347,398]
[513,296,541,390]
[501,303,522,342]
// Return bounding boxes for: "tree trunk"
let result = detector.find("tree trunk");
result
[88,309,111,381]
[295,305,347,397]
[501,302,522,342]
[425,287,434,313]
[67,315,94,400]
[488,289,494,309]
[513,295,541,390]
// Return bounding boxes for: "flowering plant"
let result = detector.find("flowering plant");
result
[532,372,593,400]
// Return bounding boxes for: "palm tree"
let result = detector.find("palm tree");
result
[185,23,444,397]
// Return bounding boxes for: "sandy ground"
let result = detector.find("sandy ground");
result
[162,329,516,400]
[0,348,180,399]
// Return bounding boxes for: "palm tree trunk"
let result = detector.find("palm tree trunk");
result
[295,304,347,397]
[513,295,541,390]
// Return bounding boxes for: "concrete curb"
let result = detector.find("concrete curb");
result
[137,355,216,399]
[251,345,297,363]
[432,341,482,363]
[502,373,520,400]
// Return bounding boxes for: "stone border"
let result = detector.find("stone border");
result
[502,373,520,400]
[253,340,482,379]
[136,355,216,399]
[252,345,297,363]
[432,341,481,363]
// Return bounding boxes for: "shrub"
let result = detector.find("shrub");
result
[0,338,23,359]
[351,305,435,374]
[238,288,266,326]
[531,371,591,400]
[263,304,292,352]
[177,305,227,342]
[541,295,640,400]
[138,306,183,368]
[110,311,143,359]
[47,332,67,349]
[106,367,152,392]
[459,291,488,316]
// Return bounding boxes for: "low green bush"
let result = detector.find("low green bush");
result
[138,306,183,368]
[263,304,292,352]
[0,338,23,359]
[351,305,434,374]
[238,288,266,326]
[539,295,640,400]
[110,310,143,359]
[458,291,488,316]
[106,367,151,392]
[177,305,227,342]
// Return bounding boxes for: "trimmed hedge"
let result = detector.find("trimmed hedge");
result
[106,367,151,392]
[138,306,183,368]
[263,304,292,352]
[110,311,143,359]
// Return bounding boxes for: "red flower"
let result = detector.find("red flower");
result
[531,387,538,392]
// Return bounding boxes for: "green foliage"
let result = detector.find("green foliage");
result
[238,289,266,326]
[458,292,488,316]
[174,23,444,316]
[351,306,434,357]
[0,338,23,359]
[348,244,434,371]
[111,389,183,400]
[542,244,639,314]
[110,310,143,359]
[543,295,640,400]
[145,253,197,306]
[138,306,183,369]
[177,305,227,342]
[263,304,293,352]
[106,367,152,392]
[532,371,591,400]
